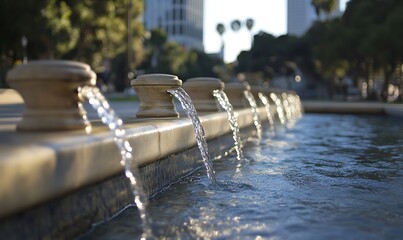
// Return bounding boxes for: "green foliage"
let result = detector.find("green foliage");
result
[149,28,168,47]
[157,42,187,74]
[42,0,79,56]
[179,50,221,80]
[0,0,145,88]
[311,0,338,17]
[236,32,299,81]
[234,0,403,100]
[140,27,222,79]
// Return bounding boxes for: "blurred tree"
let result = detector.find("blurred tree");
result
[157,42,187,74]
[343,0,403,100]
[66,0,145,71]
[0,0,145,91]
[305,18,349,98]
[245,19,254,32]
[245,18,254,44]
[148,28,168,71]
[216,23,225,42]
[236,32,300,86]
[311,0,338,19]
[179,50,221,80]
[230,20,241,32]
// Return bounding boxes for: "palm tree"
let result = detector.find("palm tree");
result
[311,0,337,19]
[245,18,254,46]
[216,23,226,61]
[216,23,225,44]
[246,18,254,31]
[230,20,241,32]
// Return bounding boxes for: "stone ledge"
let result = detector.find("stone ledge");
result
[0,106,264,219]
[0,128,254,240]
[302,100,403,117]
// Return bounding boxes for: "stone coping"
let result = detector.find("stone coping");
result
[2,90,402,221]
[0,98,268,219]
[0,89,23,105]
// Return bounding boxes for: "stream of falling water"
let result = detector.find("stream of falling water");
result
[281,93,293,121]
[167,88,219,187]
[257,92,274,129]
[243,91,262,139]
[212,90,243,161]
[79,86,154,240]
[270,93,286,125]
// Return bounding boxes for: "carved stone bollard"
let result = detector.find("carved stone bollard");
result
[182,77,224,112]
[6,60,96,131]
[131,74,182,118]
[225,81,250,109]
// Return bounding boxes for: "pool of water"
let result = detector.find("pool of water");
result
[80,114,403,240]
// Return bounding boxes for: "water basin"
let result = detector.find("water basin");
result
[81,113,403,239]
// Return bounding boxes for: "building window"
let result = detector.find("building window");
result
[179,7,184,20]
[179,24,183,35]
[158,17,162,29]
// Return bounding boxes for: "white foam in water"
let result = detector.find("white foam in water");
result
[79,86,154,240]
[243,90,262,139]
[257,92,275,129]
[167,88,218,186]
[213,90,243,161]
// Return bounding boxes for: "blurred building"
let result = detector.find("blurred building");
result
[143,0,204,51]
[287,0,341,36]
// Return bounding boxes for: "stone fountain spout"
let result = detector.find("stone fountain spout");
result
[6,60,96,132]
[131,74,182,118]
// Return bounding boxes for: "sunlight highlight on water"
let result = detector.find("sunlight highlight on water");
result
[167,88,218,186]
[79,86,154,240]
[258,92,274,129]
[281,93,293,121]
[243,90,262,138]
[213,90,243,161]
[270,93,286,125]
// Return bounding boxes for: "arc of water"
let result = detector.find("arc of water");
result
[213,90,243,161]
[270,93,286,125]
[281,93,293,121]
[287,94,298,119]
[167,88,218,186]
[257,92,274,128]
[79,86,153,240]
[290,94,303,118]
[243,90,262,139]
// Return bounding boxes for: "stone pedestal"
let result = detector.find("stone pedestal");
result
[225,81,250,109]
[183,77,224,112]
[131,74,182,118]
[6,60,95,131]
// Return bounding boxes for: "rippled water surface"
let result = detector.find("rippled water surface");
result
[81,114,403,240]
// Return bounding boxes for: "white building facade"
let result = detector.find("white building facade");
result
[287,0,341,36]
[143,0,204,51]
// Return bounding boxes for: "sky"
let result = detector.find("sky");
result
[203,0,349,63]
